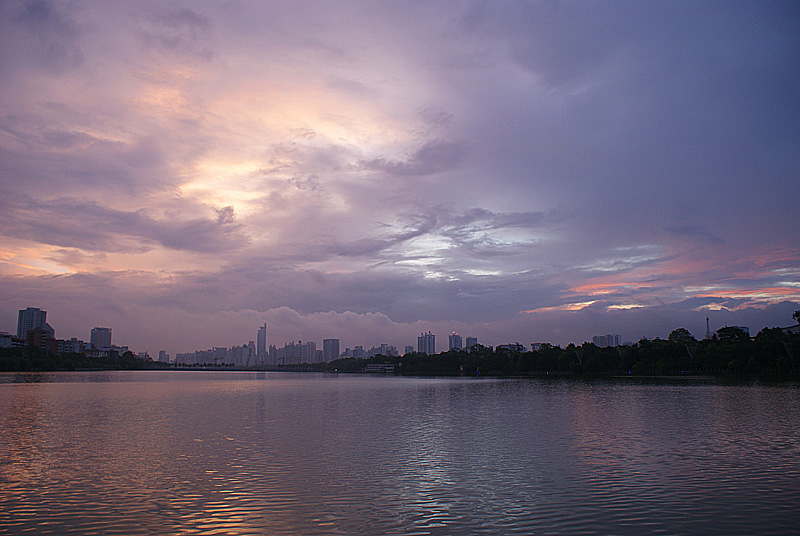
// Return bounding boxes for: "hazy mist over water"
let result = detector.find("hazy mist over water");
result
[1,371,799,535]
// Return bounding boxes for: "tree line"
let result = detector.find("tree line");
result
[0,346,170,372]
[326,323,800,378]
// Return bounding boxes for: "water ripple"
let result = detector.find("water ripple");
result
[1,374,799,534]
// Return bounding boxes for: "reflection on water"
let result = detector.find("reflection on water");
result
[1,372,799,535]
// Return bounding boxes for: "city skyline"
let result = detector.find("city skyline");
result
[5,304,790,361]
[0,2,798,357]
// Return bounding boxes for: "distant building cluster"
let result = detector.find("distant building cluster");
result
[172,327,482,367]
[11,306,756,368]
[174,327,404,366]
[176,344,256,366]
[1,307,134,358]
[0,313,498,365]
[341,343,399,360]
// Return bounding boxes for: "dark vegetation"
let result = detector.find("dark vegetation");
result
[326,325,800,379]
[0,347,170,372]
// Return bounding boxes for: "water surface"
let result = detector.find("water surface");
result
[1,371,798,534]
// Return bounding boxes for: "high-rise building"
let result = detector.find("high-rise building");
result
[17,307,48,339]
[592,334,620,348]
[247,341,256,366]
[448,331,462,351]
[465,336,478,350]
[300,341,316,363]
[367,344,398,357]
[257,324,267,356]
[323,339,340,362]
[417,331,435,355]
[404,345,414,355]
[158,350,169,363]
[272,341,318,364]
[380,343,398,356]
[91,327,112,350]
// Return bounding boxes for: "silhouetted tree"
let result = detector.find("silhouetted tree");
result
[716,326,750,343]
[668,328,696,344]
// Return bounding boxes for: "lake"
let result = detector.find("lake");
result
[1,371,798,535]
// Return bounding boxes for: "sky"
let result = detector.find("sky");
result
[1,0,798,356]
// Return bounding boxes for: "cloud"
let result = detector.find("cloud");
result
[357,140,464,176]
[140,7,215,62]
[665,224,724,244]
[0,1,797,356]
[0,195,248,253]
[2,266,796,356]
[6,0,84,74]
[460,1,629,88]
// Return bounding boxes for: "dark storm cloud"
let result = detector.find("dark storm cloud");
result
[0,195,248,253]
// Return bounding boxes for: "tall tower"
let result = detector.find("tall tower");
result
[17,307,47,339]
[705,317,711,340]
[257,324,267,357]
